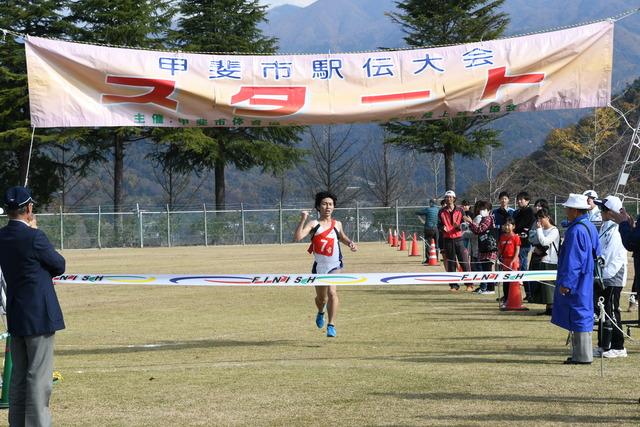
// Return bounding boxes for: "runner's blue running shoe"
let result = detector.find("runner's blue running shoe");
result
[326,324,336,337]
[315,312,325,329]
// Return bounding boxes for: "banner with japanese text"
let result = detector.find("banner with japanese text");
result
[25,21,613,128]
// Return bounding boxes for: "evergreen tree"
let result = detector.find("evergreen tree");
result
[64,0,174,212]
[173,0,304,210]
[386,0,509,191]
[64,0,174,243]
[0,1,68,204]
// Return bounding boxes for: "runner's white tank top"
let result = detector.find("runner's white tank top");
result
[310,220,342,274]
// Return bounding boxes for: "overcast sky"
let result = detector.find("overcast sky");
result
[260,0,316,8]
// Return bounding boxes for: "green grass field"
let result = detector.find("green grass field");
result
[2,242,640,426]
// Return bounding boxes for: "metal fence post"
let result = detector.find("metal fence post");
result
[59,206,64,250]
[241,203,246,245]
[203,203,208,247]
[553,195,557,226]
[97,205,102,249]
[636,194,638,216]
[166,204,171,247]
[356,201,360,243]
[137,203,143,248]
[395,200,399,234]
[279,201,283,245]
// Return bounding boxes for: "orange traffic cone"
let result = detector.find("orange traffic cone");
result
[427,238,438,266]
[409,233,420,256]
[392,230,398,247]
[500,281,529,311]
[388,228,393,245]
[398,231,407,251]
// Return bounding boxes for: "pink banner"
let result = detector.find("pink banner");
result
[25,21,613,128]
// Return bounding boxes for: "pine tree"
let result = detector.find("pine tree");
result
[64,0,174,209]
[172,0,304,210]
[64,0,174,242]
[386,0,509,192]
[0,1,68,203]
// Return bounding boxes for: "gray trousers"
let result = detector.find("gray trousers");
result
[9,333,54,427]
[571,331,593,363]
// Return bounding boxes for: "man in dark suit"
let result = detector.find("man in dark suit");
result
[0,187,65,427]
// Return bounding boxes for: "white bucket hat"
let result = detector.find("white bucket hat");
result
[444,190,456,198]
[594,195,623,213]
[562,193,590,209]
[582,190,598,199]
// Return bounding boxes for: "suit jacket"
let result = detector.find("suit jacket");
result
[0,220,66,336]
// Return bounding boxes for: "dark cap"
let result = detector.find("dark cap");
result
[4,186,36,210]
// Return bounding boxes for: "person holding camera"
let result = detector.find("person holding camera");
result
[464,201,498,295]
[529,208,560,315]
[592,196,628,358]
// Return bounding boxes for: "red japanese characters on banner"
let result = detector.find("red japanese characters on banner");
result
[102,76,178,110]
[230,86,307,117]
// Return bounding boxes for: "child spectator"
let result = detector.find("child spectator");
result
[498,217,521,304]
[464,201,497,294]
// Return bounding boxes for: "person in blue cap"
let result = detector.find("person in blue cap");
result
[552,193,601,365]
[0,186,66,426]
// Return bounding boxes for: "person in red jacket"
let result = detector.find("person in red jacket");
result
[498,217,521,303]
[438,190,471,291]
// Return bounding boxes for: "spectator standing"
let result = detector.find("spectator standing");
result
[438,190,472,292]
[0,187,66,426]
[609,204,640,312]
[416,199,440,264]
[498,217,521,304]
[583,190,603,224]
[464,201,497,294]
[533,198,549,212]
[513,191,535,298]
[552,193,601,365]
[529,208,560,315]
[492,191,514,240]
[592,196,628,358]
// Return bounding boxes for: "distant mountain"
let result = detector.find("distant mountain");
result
[258,0,640,195]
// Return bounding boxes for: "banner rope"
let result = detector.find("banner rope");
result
[24,126,36,187]
[0,8,637,55]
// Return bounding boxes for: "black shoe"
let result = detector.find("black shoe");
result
[536,309,552,316]
[563,358,592,365]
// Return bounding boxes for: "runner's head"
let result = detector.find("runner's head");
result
[315,191,337,215]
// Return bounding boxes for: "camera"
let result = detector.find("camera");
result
[534,243,549,256]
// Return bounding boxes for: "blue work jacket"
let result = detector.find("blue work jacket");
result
[551,214,601,332]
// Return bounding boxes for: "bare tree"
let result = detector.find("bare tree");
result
[147,143,208,209]
[425,152,443,198]
[362,141,416,206]
[305,125,360,202]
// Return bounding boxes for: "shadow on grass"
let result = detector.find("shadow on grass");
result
[376,355,553,365]
[414,412,640,424]
[375,391,637,407]
[56,339,296,356]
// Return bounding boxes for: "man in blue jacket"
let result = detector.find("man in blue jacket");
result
[552,193,601,365]
[0,187,66,427]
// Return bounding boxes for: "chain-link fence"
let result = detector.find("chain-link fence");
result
[24,198,640,250]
